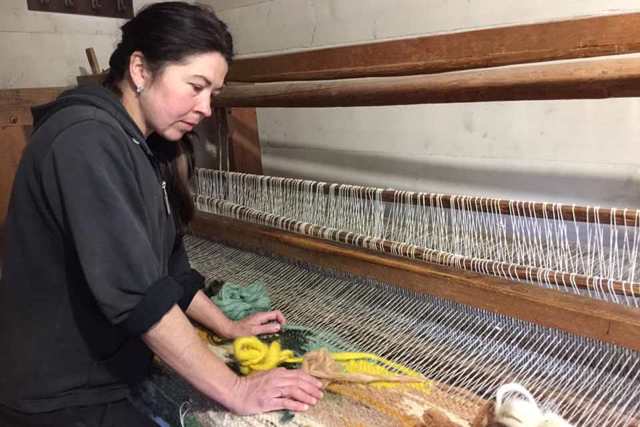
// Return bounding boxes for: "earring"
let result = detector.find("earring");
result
[136,85,144,95]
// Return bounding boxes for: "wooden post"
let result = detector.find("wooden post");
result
[227,107,263,174]
[85,48,101,75]
[208,107,263,174]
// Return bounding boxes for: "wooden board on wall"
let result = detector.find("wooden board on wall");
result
[0,126,30,262]
[0,126,29,220]
[0,87,61,263]
[228,12,640,82]
[0,87,65,127]
[27,0,133,19]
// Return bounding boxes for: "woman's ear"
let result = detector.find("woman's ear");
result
[128,51,148,93]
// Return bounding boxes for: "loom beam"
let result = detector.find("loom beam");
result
[216,56,640,107]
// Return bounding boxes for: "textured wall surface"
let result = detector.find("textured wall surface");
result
[0,0,157,89]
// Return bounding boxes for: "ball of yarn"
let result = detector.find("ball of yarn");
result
[233,336,299,375]
[212,281,271,321]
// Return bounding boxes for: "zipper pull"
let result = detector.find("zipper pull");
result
[161,181,172,216]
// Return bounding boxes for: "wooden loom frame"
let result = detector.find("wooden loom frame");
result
[192,12,640,353]
[2,13,640,349]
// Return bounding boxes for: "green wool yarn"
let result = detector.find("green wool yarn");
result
[212,281,272,321]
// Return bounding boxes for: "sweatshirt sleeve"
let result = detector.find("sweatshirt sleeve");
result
[40,120,183,336]
[169,237,205,312]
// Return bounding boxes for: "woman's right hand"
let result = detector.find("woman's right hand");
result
[228,367,324,415]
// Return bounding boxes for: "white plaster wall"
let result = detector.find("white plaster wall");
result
[0,0,157,89]
[207,0,640,208]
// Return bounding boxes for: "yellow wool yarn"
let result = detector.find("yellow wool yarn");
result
[232,337,428,391]
[233,336,302,374]
[335,352,428,391]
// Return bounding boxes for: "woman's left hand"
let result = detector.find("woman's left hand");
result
[230,310,286,338]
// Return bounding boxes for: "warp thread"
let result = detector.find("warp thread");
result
[494,383,573,427]
[211,281,271,321]
[179,402,202,427]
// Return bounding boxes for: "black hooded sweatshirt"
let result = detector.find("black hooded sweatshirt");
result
[0,85,204,413]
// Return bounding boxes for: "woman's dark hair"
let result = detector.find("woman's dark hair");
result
[104,1,232,230]
[104,1,233,93]
[148,133,196,234]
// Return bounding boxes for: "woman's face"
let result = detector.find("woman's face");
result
[140,52,228,141]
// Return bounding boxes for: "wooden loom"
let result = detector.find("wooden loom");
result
[180,12,640,427]
[3,12,640,426]
[197,12,640,355]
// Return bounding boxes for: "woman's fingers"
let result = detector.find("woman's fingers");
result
[264,368,323,411]
[273,310,286,324]
[251,310,285,325]
[281,384,320,406]
[253,321,281,335]
[272,398,310,413]
[233,368,324,415]
[272,372,324,400]
[244,310,286,334]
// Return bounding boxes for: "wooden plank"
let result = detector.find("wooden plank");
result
[0,87,65,126]
[217,55,640,107]
[0,88,58,262]
[0,126,29,222]
[191,211,640,352]
[228,13,640,82]
[210,108,231,171]
[227,108,263,174]
[27,0,133,19]
[0,126,30,264]
[85,48,101,75]
[0,225,4,268]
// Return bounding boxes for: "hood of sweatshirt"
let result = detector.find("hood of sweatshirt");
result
[31,85,147,144]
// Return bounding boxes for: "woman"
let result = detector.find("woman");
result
[0,2,322,426]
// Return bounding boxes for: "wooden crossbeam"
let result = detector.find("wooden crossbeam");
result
[228,13,640,82]
[218,55,640,107]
